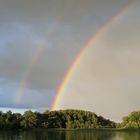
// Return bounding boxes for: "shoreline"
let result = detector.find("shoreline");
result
[1,128,140,132]
[16,128,140,132]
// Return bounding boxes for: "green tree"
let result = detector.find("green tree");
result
[20,110,37,129]
[120,110,140,128]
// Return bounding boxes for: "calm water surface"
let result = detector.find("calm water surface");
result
[0,129,140,140]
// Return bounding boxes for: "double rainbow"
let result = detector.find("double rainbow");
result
[16,1,138,110]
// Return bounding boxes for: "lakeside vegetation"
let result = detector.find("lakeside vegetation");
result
[0,109,140,130]
[118,111,140,129]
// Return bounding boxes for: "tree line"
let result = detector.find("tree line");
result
[0,109,140,129]
[0,109,115,129]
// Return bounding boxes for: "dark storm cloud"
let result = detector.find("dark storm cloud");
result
[0,0,135,109]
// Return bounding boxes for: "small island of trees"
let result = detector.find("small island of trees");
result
[0,109,140,130]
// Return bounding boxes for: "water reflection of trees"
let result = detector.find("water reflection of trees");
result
[65,131,115,140]
[115,131,140,140]
[0,130,21,140]
[0,130,140,140]
[21,130,115,140]
[0,130,115,140]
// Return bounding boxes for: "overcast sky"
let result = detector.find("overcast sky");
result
[0,0,139,120]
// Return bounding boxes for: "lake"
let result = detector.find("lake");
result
[0,129,140,140]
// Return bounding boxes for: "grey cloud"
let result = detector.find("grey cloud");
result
[0,0,137,111]
[0,0,134,89]
[0,80,56,109]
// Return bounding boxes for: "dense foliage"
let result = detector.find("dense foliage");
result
[1,109,140,129]
[0,109,116,129]
[119,111,140,128]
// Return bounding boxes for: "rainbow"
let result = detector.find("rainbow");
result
[15,1,138,109]
[51,1,138,111]
[16,46,45,105]
[16,19,61,106]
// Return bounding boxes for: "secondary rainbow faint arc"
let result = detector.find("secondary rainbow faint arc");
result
[51,1,138,111]
[16,47,45,105]
[16,19,61,106]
